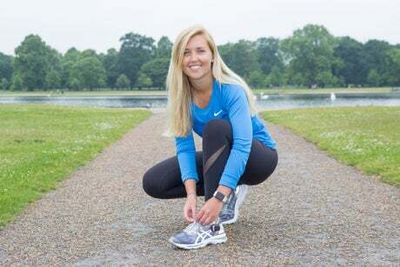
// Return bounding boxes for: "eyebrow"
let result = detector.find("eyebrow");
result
[185,46,206,51]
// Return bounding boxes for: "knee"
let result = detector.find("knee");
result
[203,119,232,140]
[142,169,160,198]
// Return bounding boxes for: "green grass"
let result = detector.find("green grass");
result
[262,106,400,186]
[0,104,151,228]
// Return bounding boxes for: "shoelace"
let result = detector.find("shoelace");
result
[184,222,202,234]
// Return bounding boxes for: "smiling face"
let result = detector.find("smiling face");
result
[182,34,214,82]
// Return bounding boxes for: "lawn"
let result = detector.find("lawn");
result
[0,104,151,228]
[262,106,400,186]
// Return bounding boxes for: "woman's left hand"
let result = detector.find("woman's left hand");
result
[196,198,224,225]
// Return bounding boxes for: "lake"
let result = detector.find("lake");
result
[1,93,400,110]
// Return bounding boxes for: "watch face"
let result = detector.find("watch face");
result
[214,191,226,203]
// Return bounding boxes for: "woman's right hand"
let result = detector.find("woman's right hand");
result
[183,193,197,222]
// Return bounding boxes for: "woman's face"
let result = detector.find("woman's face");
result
[182,34,213,82]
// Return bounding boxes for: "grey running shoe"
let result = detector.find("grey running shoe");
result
[219,184,248,225]
[169,222,227,249]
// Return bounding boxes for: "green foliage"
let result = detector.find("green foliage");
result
[255,37,284,75]
[45,70,62,89]
[102,48,119,88]
[118,33,156,87]
[333,37,367,86]
[0,78,8,90]
[140,57,169,89]
[248,70,266,88]
[367,69,381,86]
[0,52,13,82]
[14,35,62,91]
[10,73,23,90]
[135,72,153,89]
[69,53,106,90]
[156,36,173,58]
[0,105,151,227]
[282,24,337,88]
[115,74,130,89]
[219,40,260,79]
[262,106,400,186]
[3,24,400,91]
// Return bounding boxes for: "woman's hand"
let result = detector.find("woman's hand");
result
[196,198,224,225]
[183,193,197,222]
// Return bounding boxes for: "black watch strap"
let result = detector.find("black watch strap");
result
[213,191,228,203]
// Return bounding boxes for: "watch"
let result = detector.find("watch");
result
[213,191,228,203]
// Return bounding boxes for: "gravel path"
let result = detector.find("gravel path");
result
[0,111,399,266]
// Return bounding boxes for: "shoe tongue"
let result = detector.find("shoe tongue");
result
[185,222,201,233]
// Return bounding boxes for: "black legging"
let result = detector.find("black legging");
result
[142,119,278,200]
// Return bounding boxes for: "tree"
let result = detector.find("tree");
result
[118,33,156,88]
[140,58,170,89]
[0,53,13,86]
[219,40,260,79]
[69,55,106,90]
[135,72,153,89]
[102,48,120,88]
[282,24,338,88]
[386,48,400,85]
[255,37,284,75]
[10,73,23,90]
[363,40,392,86]
[248,70,265,88]
[14,34,60,90]
[367,69,381,86]
[115,74,130,89]
[333,37,368,86]
[156,36,173,58]
[0,78,8,90]
[61,48,80,89]
[45,69,61,89]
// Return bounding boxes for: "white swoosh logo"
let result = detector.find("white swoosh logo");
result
[214,110,223,116]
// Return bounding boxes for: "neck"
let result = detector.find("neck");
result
[190,75,213,94]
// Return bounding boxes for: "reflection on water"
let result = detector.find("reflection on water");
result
[1,93,400,110]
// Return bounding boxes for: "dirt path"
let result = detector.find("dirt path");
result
[1,111,399,266]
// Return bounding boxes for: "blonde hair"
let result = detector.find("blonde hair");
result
[166,25,257,137]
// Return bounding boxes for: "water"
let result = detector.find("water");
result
[1,93,400,110]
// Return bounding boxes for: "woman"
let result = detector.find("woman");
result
[142,25,278,250]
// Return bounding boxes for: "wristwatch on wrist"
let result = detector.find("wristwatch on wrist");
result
[213,191,228,203]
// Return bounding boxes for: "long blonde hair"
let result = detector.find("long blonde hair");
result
[166,25,257,137]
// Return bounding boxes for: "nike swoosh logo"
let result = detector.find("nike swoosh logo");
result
[214,110,223,116]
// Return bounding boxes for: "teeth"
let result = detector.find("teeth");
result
[189,65,201,69]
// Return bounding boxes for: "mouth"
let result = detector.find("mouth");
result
[188,65,201,70]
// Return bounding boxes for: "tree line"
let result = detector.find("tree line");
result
[0,24,399,91]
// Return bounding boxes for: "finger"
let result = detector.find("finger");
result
[191,207,197,220]
[196,210,204,222]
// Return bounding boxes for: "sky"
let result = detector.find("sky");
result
[1,0,399,55]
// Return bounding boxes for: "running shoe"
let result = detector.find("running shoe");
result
[169,222,227,249]
[219,184,248,225]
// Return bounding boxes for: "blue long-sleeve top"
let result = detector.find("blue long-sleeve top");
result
[175,80,276,190]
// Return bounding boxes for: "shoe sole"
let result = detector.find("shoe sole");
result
[169,234,227,250]
[221,185,248,225]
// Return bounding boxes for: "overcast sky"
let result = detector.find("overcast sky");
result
[1,0,399,55]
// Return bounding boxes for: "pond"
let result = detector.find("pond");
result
[1,93,400,110]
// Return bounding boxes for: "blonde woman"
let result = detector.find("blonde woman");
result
[142,25,278,249]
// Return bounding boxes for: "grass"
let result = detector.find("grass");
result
[262,106,400,186]
[0,87,395,97]
[0,104,151,228]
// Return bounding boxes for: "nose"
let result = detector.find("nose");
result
[189,51,199,62]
